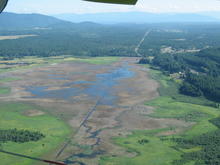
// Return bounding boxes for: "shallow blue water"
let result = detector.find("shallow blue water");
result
[26,64,134,105]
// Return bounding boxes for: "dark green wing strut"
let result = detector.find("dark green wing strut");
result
[0,0,8,13]
[85,0,138,5]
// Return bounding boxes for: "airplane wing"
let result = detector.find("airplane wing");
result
[0,0,8,13]
[85,0,138,5]
[0,0,137,13]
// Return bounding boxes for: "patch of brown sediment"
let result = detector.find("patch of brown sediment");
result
[118,104,191,131]
[116,58,159,106]
[70,104,124,147]
[71,94,90,101]
[156,129,182,136]
[72,83,91,89]
[45,86,70,91]
[23,110,45,117]
[156,123,195,136]
[5,61,111,88]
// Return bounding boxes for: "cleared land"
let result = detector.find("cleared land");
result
[0,35,38,40]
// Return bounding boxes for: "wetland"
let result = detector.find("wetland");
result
[0,56,219,165]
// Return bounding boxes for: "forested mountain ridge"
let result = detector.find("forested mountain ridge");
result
[0,12,72,30]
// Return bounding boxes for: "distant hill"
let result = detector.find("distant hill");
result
[54,12,220,24]
[0,12,71,30]
[1,12,219,30]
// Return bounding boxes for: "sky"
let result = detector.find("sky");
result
[4,0,220,14]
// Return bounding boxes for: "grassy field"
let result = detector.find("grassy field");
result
[147,67,220,138]
[100,129,181,165]
[0,77,20,83]
[0,102,71,165]
[0,87,10,94]
[64,56,120,65]
[146,97,219,138]
[100,65,220,165]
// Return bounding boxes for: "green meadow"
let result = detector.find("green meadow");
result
[63,56,120,65]
[100,65,220,165]
[0,77,20,83]
[100,129,181,165]
[0,102,71,165]
[0,87,10,94]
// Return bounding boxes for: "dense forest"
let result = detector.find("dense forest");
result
[0,23,147,58]
[0,129,45,143]
[139,47,220,103]
[172,117,220,165]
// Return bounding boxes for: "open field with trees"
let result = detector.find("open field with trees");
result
[100,65,220,165]
[0,102,71,165]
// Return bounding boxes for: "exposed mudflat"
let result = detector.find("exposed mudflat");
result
[0,58,188,165]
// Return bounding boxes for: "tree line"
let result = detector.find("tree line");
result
[0,25,147,59]
[139,47,220,103]
[0,129,45,143]
[172,117,220,165]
